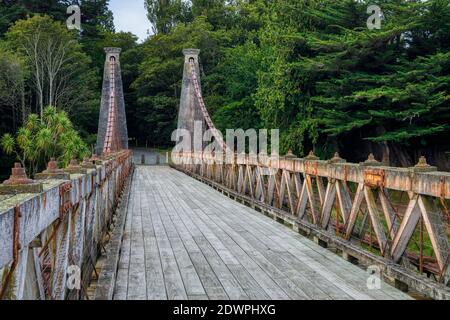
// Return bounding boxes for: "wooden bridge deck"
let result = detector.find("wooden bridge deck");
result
[113,166,412,300]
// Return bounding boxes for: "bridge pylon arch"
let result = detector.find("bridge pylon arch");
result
[176,49,206,153]
[96,47,129,156]
[176,49,227,155]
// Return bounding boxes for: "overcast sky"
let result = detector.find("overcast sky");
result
[109,0,151,42]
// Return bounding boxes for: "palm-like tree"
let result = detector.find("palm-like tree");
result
[1,106,89,177]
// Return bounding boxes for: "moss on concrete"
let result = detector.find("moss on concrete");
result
[0,183,43,195]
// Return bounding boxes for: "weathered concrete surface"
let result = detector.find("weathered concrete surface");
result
[175,49,206,152]
[0,151,133,300]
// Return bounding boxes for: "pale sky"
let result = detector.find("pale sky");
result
[109,0,151,42]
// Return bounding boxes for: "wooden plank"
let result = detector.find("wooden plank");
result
[31,247,46,300]
[246,166,255,199]
[238,165,245,194]
[212,205,365,300]
[113,268,129,300]
[304,175,320,224]
[236,231,333,300]
[188,174,409,300]
[284,171,296,214]
[364,187,389,255]
[140,184,168,300]
[216,192,407,300]
[127,190,147,300]
[153,179,209,298]
[173,186,291,300]
[165,179,264,301]
[257,168,267,203]
[267,172,276,206]
[142,236,168,299]
[169,237,207,297]
[153,169,230,300]
[227,264,270,300]
[154,171,227,300]
[230,206,400,299]
[147,173,189,300]
[316,176,326,206]
[193,235,249,300]
[112,166,411,301]
[296,181,309,219]
[223,201,409,299]
[113,187,134,300]
[186,194,315,300]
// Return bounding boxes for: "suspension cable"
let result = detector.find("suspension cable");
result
[188,60,227,152]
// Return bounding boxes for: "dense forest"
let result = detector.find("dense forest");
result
[0,0,449,179]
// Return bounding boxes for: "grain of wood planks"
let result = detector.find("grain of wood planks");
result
[112,166,412,300]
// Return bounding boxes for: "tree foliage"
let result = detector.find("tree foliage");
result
[0,46,26,126]
[136,0,449,168]
[1,106,89,176]
[0,2,115,178]
[6,15,96,115]
[0,0,449,173]
[252,0,450,164]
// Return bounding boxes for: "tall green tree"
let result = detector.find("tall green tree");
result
[77,0,115,70]
[0,46,26,127]
[0,0,67,36]
[250,0,450,167]
[144,0,189,35]
[6,15,97,116]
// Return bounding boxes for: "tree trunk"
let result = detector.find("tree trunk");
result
[390,143,413,167]
[378,141,390,165]
[375,125,390,165]
[21,85,26,124]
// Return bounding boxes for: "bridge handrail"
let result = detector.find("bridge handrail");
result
[0,150,133,300]
[177,49,449,292]
[172,151,450,285]
[188,60,228,151]
[172,152,450,199]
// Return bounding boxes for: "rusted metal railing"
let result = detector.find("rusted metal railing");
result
[173,151,450,294]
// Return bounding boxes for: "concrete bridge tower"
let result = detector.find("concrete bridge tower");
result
[176,49,206,152]
[96,47,129,155]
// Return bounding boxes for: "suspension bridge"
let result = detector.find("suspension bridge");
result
[0,48,448,300]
